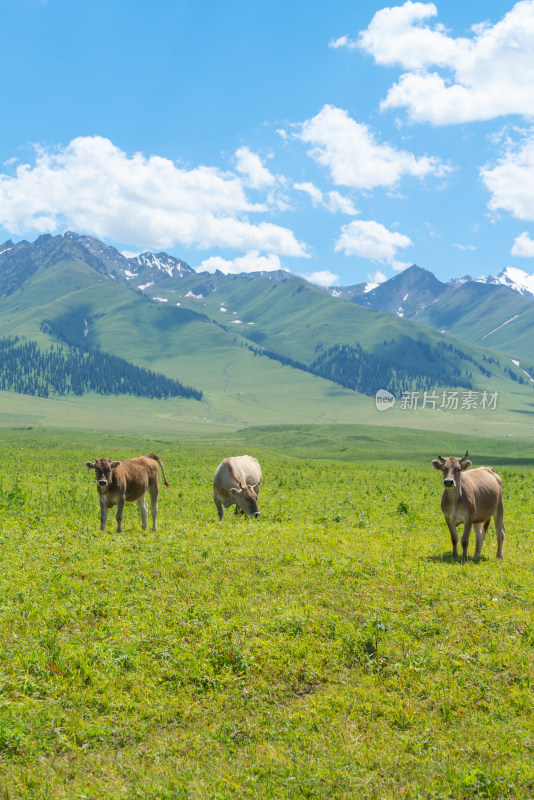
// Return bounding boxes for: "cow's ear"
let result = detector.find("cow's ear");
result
[110,461,121,469]
[229,487,241,496]
[86,461,96,469]
[460,460,472,470]
[431,460,443,470]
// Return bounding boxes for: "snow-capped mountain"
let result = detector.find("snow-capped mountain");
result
[487,266,534,297]
[125,251,194,281]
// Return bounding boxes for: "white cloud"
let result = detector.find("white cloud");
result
[294,180,358,214]
[369,270,388,284]
[0,136,308,256]
[294,181,324,206]
[481,133,534,221]
[357,1,534,124]
[297,105,447,189]
[325,191,358,215]
[304,270,340,286]
[329,34,357,50]
[511,231,534,256]
[391,260,412,271]
[234,146,277,189]
[335,219,413,262]
[198,251,283,274]
[452,242,476,251]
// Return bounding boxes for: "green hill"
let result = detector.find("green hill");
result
[1,233,533,436]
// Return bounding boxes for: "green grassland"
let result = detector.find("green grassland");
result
[2,249,534,434]
[0,426,533,798]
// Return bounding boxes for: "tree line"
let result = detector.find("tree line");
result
[0,336,202,400]
[246,340,477,396]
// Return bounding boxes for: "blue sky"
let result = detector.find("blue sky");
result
[2,0,534,286]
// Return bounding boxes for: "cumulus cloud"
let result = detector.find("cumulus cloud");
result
[357,1,534,124]
[297,105,447,189]
[198,251,284,274]
[304,270,340,286]
[368,270,388,284]
[234,146,277,189]
[294,180,358,214]
[0,136,308,256]
[511,231,534,256]
[334,219,413,263]
[481,133,534,221]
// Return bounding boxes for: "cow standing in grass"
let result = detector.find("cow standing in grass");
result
[432,451,505,563]
[86,454,170,532]
[213,455,262,520]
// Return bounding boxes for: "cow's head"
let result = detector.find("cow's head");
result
[432,451,472,488]
[86,457,121,488]
[229,483,261,517]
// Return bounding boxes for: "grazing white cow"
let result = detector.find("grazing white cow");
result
[432,451,505,563]
[213,455,262,520]
[86,454,170,532]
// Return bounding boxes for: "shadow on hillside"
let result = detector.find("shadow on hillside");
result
[425,552,489,565]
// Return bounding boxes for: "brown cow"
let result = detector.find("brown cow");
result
[213,455,262,520]
[85,454,170,532]
[432,451,505,563]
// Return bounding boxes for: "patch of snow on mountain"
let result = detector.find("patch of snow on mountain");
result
[134,251,191,278]
[0,248,12,256]
[403,293,409,301]
[510,359,534,382]
[331,289,341,297]
[230,320,243,324]
[488,266,534,297]
[176,302,181,307]
[153,296,168,302]
[185,290,203,299]
[83,318,89,338]
[220,307,227,312]
[138,281,155,290]
[123,270,138,278]
[481,314,519,340]
[363,282,378,294]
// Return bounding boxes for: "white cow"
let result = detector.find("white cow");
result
[213,455,262,520]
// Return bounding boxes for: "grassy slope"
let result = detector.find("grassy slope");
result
[151,272,532,391]
[1,257,534,435]
[0,257,374,428]
[0,427,533,798]
[413,283,534,368]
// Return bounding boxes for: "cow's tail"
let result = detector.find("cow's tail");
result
[148,454,171,487]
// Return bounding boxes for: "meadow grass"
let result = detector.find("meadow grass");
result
[0,428,533,798]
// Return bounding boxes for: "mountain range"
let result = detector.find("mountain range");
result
[326,264,534,367]
[0,232,533,431]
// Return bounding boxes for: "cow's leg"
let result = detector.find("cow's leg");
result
[148,484,158,531]
[214,495,223,521]
[473,523,485,559]
[138,494,149,530]
[460,518,473,563]
[495,498,505,559]
[446,519,459,559]
[115,495,125,533]
[99,501,108,532]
